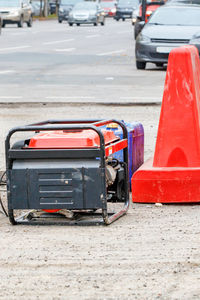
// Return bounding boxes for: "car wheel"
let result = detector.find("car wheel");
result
[69,23,73,26]
[27,16,33,27]
[136,61,146,70]
[77,23,80,26]
[122,18,125,21]
[115,18,119,21]
[94,22,98,26]
[58,19,62,23]
[2,21,5,28]
[156,63,164,67]
[18,16,23,28]
[101,19,105,26]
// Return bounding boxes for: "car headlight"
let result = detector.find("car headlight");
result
[111,8,116,13]
[190,35,200,45]
[137,34,151,43]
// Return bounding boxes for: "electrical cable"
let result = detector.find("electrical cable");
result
[0,171,8,217]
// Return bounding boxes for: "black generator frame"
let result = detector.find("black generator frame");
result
[5,119,129,226]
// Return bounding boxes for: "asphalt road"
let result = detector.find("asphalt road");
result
[0,18,166,104]
[1,18,200,300]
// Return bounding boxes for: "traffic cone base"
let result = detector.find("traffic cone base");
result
[132,158,200,203]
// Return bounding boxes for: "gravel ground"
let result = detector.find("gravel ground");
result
[1,104,200,300]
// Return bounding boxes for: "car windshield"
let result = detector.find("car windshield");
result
[61,0,81,5]
[149,7,200,26]
[118,0,139,5]
[73,2,96,9]
[101,1,115,8]
[0,0,20,7]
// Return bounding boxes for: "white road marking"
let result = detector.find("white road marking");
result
[0,70,15,74]
[43,39,74,45]
[86,34,100,38]
[0,96,22,99]
[54,48,76,52]
[46,96,95,99]
[105,77,114,80]
[0,45,31,52]
[11,32,26,36]
[120,96,161,101]
[97,49,125,56]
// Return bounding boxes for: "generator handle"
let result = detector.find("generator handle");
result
[28,119,128,140]
[28,119,102,126]
[5,124,106,169]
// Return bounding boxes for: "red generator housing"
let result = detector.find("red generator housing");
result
[6,120,130,225]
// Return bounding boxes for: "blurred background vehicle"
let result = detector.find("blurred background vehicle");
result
[49,0,57,14]
[131,6,139,25]
[114,0,139,21]
[101,0,116,17]
[0,0,33,27]
[68,1,105,26]
[58,0,82,23]
[31,0,50,16]
[0,13,2,33]
[134,0,164,37]
[135,4,200,69]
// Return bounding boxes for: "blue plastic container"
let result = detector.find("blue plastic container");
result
[106,121,144,187]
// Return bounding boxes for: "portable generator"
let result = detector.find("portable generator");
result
[6,119,130,225]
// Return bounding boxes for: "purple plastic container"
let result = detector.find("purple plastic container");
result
[107,121,144,188]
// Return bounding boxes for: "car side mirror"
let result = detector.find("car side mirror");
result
[137,16,142,21]
[138,20,145,30]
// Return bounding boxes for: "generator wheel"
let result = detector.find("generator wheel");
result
[8,209,17,225]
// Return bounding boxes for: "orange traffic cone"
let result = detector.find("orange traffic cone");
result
[132,45,200,203]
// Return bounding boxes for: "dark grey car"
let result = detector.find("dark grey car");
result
[135,5,200,69]
[58,0,81,23]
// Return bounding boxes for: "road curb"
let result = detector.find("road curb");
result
[0,101,161,107]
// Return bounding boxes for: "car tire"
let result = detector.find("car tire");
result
[58,19,62,23]
[101,19,105,26]
[136,61,146,70]
[27,16,33,27]
[77,23,80,26]
[115,18,119,21]
[156,63,164,67]
[2,21,5,28]
[69,23,73,26]
[122,18,125,21]
[94,22,98,26]
[18,16,23,28]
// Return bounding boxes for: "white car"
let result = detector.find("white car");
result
[0,0,33,27]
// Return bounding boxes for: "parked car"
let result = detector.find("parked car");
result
[49,0,57,14]
[101,1,116,17]
[58,0,82,23]
[0,0,33,27]
[135,5,200,69]
[68,2,105,26]
[114,0,139,21]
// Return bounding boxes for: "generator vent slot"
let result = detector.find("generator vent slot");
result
[38,171,74,205]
